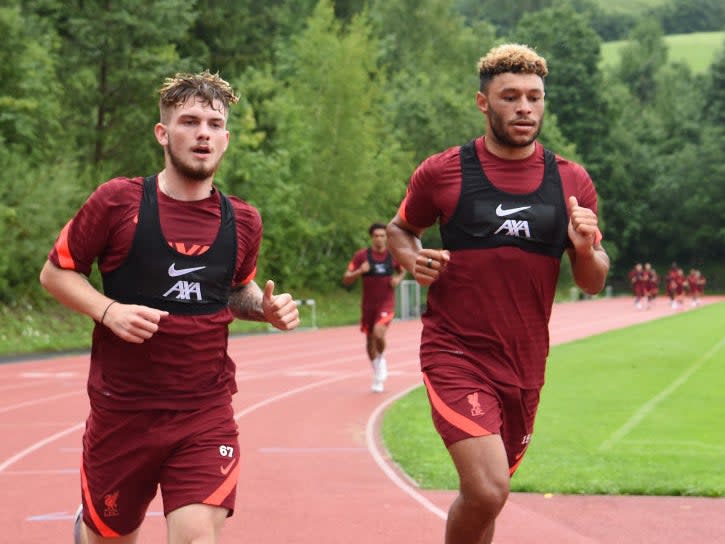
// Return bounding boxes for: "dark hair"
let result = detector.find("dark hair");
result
[368,222,387,236]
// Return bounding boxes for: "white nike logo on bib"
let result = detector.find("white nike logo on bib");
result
[168,263,207,277]
[495,204,532,217]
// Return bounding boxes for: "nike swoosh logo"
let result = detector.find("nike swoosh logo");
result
[220,458,237,476]
[168,263,207,277]
[495,204,532,217]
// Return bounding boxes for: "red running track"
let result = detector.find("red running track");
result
[1,296,724,543]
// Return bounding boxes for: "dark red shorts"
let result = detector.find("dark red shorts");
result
[423,360,541,475]
[79,403,240,537]
[360,307,394,334]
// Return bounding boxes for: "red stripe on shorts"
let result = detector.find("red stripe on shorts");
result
[203,457,241,506]
[80,461,121,537]
[422,372,492,437]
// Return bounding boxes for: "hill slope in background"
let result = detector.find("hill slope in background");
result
[601,31,725,74]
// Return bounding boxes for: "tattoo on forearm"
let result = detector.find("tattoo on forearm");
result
[228,282,264,321]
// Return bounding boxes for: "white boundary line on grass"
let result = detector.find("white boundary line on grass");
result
[599,335,725,451]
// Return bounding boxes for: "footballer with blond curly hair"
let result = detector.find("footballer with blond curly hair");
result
[387,44,610,544]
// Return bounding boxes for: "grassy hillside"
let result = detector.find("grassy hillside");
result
[601,31,725,74]
[596,0,667,14]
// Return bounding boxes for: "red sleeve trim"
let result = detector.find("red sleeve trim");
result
[398,196,409,223]
[55,221,76,270]
[239,266,257,286]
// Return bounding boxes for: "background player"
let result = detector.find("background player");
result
[343,222,406,392]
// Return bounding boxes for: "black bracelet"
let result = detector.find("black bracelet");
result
[100,301,117,325]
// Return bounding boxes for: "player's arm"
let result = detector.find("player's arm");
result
[390,267,407,288]
[39,260,168,343]
[229,280,299,331]
[386,213,449,287]
[565,196,610,295]
[40,260,116,325]
[342,257,369,286]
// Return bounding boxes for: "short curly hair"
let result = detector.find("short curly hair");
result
[478,44,548,92]
[158,70,239,123]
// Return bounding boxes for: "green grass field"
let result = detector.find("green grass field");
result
[601,31,725,74]
[382,302,725,497]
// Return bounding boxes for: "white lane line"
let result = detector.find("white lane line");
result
[230,359,447,520]
[233,372,366,421]
[599,336,725,451]
[0,391,82,415]
[365,382,447,521]
[0,422,85,473]
[3,468,78,475]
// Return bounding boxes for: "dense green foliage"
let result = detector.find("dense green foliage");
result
[383,302,725,496]
[3,0,724,316]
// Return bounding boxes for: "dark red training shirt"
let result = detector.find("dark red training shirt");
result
[48,176,262,410]
[399,137,601,388]
[347,248,401,314]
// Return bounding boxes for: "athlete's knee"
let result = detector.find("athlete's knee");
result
[167,504,228,543]
[460,475,510,515]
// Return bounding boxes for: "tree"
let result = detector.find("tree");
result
[53,0,197,179]
[512,0,609,159]
[617,20,668,104]
[222,0,411,290]
[0,3,63,160]
[651,0,725,34]
[178,0,320,75]
[703,43,725,127]
[456,0,554,35]
[370,0,497,162]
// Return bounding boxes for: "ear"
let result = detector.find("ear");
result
[475,91,489,114]
[154,123,168,146]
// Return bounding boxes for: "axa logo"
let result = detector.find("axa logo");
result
[164,280,202,300]
[494,219,531,238]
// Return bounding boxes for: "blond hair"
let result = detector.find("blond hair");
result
[158,70,239,122]
[478,44,548,92]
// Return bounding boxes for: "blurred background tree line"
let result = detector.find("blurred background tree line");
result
[2,0,724,307]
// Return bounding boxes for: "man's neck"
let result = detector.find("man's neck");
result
[483,136,536,160]
[158,169,214,201]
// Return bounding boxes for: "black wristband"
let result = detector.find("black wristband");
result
[100,301,117,325]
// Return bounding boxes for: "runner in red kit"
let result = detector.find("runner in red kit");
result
[386,44,610,544]
[343,223,406,392]
[644,262,659,307]
[666,263,678,308]
[688,268,705,306]
[39,71,299,544]
[629,263,646,309]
